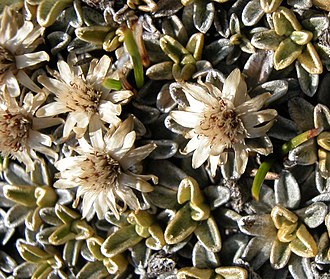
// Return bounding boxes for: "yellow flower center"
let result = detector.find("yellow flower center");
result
[62,78,102,114]
[197,99,246,147]
[0,110,31,155]
[79,152,121,192]
[0,45,15,74]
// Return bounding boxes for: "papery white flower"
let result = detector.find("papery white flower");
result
[54,116,157,220]
[36,54,134,140]
[0,6,49,97]
[166,69,277,177]
[0,74,62,172]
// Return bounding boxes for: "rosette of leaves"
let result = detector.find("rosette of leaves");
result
[251,7,323,75]
[164,177,222,253]
[76,236,128,278]
[1,159,72,231]
[177,266,248,279]
[101,210,165,258]
[15,239,67,279]
[181,0,229,34]
[238,170,327,278]
[205,13,255,65]
[146,33,204,81]
[287,99,330,179]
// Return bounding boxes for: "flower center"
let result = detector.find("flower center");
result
[197,99,246,147]
[0,45,15,74]
[0,110,31,155]
[64,78,102,114]
[79,152,121,192]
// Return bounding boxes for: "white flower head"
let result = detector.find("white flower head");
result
[36,54,134,140]
[0,6,49,97]
[0,75,61,172]
[54,116,158,220]
[167,69,277,177]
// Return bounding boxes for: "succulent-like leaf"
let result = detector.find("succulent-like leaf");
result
[242,0,264,26]
[101,225,143,257]
[270,238,291,269]
[215,266,249,279]
[274,38,303,71]
[164,203,198,245]
[297,43,323,75]
[289,224,318,257]
[37,0,73,27]
[194,217,221,252]
[193,0,214,34]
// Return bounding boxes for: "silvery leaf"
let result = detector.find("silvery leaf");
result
[258,263,289,279]
[213,208,241,229]
[146,140,178,160]
[67,38,101,54]
[242,0,264,26]
[24,228,37,244]
[81,242,95,262]
[147,185,178,209]
[163,235,192,254]
[0,251,16,273]
[153,0,183,17]
[294,202,327,228]
[314,104,330,130]
[192,242,220,269]
[5,205,29,228]
[220,234,250,265]
[182,4,196,35]
[287,0,312,9]
[169,82,188,107]
[238,215,276,237]
[56,189,74,205]
[274,170,301,209]
[251,185,275,213]
[47,31,71,55]
[214,8,230,38]
[204,39,234,65]
[4,162,32,186]
[226,45,241,65]
[162,16,188,46]
[317,73,330,108]
[131,242,151,268]
[204,185,230,209]
[295,61,319,97]
[250,80,288,105]
[146,160,187,190]
[302,15,329,38]
[243,50,273,88]
[315,232,330,264]
[204,69,226,88]
[12,262,36,278]
[288,139,317,166]
[241,237,272,270]
[39,207,61,226]
[132,102,160,125]
[288,255,313,279]
[157,83,177,113]
[36,227,56,244]
[315,165,330,193]
[193,0,214,34]
[288,97,314,132]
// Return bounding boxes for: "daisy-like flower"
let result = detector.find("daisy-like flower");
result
[166,69,277,177]
[54,116,158,220]
[0,74,62,172]
[36,54,134,140]
[0,6,49,96]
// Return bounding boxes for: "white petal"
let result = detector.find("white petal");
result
[77,137,94,153]
[32,117,63,130]
[3,72,20,97]
[209,155,220,177]
[181,82,218,107]
[241,109,277,129]
[37,76,69,97]
[89,114,105,150]
[88,55,111,84]
[15,51,49,69]
[63,113,78,139]
[36,102,68,117]
[106,117,134,151]
[182,135,199,154]
[170,111,202,128]
[28,129,52,146]
[192,137,211,168]
[235,93,271,114]
[222,68,248,105]
[5,21,33,51]
[54,179,78,189]
[108,90,134,103]
[233,143,248,177]
[57,60,73,85]
[55,157,84,171]
[17,70,41,92]
[82,192,97,219]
